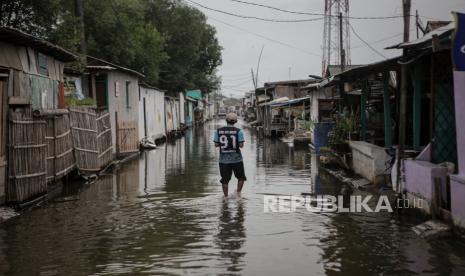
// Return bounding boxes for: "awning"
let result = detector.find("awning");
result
[270,96,310,107]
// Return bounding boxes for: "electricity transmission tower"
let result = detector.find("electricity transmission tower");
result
[321,0,351,77]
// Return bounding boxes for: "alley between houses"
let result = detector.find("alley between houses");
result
[0,120,464,275]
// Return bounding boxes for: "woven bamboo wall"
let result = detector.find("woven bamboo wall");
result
[96,110,113,168]
[42,111,76,182]
[7,110,47,203]
[69,107,99,173]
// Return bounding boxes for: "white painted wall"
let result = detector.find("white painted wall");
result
[178,92,185,125]
[139,86,166,141]
[106,71,140,154]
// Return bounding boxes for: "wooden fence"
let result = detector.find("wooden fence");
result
[7,110,47,203]
[34,109,75,183]
[96,110,113,168]
[69,107,99,173]
[7,107,114,204]
[117,120,138,154]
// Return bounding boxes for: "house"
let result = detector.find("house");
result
[387,20,464,227]
[178,92,186,128]
[164,96,177,138]
[254,79,319,136]
[185,96,196,127]
[138,83,166,144]
[243,91,256,122]
[186,90,204,126]
[84,56,144,156]
[315,57,400,179]
[0,27,76,204]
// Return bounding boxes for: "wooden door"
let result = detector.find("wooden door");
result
[95,75,108,108]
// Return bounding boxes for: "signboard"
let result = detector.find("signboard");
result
[115,81,120,97]
[453,12,465,71]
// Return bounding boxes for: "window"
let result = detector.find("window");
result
[38,53,48,76]
[125,81,130,109]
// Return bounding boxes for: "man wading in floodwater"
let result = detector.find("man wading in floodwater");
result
[213,113,246,197]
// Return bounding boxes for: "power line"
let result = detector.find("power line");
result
[184,0,325,23]
[207,16,322,58]
[351,32,403,49]
[221,87,251,93]
[220,72,251,78]
[222,78,253,87]
[349,23,387,58]
[228,0,407,20]
[350,28,416,50]
[221,75,253,81]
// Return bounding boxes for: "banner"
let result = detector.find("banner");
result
[453,12,465,71]
[453,12,465,174]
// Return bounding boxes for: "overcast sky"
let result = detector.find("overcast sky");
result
[183,0,465,98]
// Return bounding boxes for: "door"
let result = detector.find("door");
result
[95,74,108,108]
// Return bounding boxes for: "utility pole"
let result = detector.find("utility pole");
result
[397,0,411,195]
[416,10,419,39]
[251,68,257,89]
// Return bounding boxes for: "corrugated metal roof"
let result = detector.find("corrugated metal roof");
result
[0,27,77,62]
[326,65,363,77]
[386,22,454,49]
[86,56,145,78]
[270,96,310,107]
[263,79,319,88]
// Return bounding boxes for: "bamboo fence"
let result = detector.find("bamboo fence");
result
[7,110,47,203]
[96,110,113,168]
[69,107,99,173]
[34,109,76,183]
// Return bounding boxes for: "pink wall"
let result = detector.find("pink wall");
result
[404,160,448,203]
[451,71,465,227]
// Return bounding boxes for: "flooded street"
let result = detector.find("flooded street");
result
[1,120,465,275]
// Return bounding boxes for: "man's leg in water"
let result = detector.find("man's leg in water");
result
[237,180,244,193]
[222,182,229,197]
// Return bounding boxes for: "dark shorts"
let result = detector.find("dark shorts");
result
[219,162,247,184]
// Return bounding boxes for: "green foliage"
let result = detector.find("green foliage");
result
[65,96,95,106]
[329,111,359,146]
[298,119,316,131]
[0,0,62,37]
[1,0,222,93]
[145,1,222,94]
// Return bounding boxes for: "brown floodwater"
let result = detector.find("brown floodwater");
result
[0,120,465,275]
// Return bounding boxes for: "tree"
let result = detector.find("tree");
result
[0,0,222,93]
[145,1,222,94]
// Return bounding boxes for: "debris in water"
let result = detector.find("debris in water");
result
[0,207,19,223]
[412,220,450,238]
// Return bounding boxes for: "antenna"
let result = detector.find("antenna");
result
[321,0,351,77]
